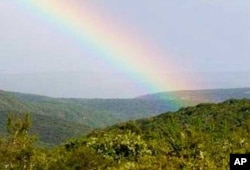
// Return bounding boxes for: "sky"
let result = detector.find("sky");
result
[0,0,249,98]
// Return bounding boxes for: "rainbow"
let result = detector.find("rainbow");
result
[17,0,201,102]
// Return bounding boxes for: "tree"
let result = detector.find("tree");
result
[0,113,36,169]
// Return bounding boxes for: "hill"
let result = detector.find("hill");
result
[55,99,250,169]
[4,91,120,128]
[5,87,250,121]
[0,90,92,144]
[136,87,250,103]
[0,99,249,169]
[1,88,250,145]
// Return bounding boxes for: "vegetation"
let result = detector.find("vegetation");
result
[0,90,119,128]
[0,99,249,169]
[0,111,91,145]
[1,88,250,139]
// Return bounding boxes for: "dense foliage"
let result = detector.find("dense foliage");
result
[0,99,249,169]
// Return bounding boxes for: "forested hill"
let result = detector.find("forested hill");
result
[3,87,250,123]
[0,99,249,169]
[0,90,120,128]
[62,99,250,169]
[1,88,250,145]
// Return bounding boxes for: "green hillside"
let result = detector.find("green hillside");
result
[4,87,250,124]
[8,91,182,121]
[0,99,249,169]
[1,88,250,146]
[4,91,120,128]
[0,91,92,144]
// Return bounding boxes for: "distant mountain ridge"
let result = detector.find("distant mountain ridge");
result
[136,87,250,102]
[1,87,250,144]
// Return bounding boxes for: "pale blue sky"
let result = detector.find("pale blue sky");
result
[0,0,249,98]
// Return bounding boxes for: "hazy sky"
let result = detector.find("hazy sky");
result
[0,0,249,98]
